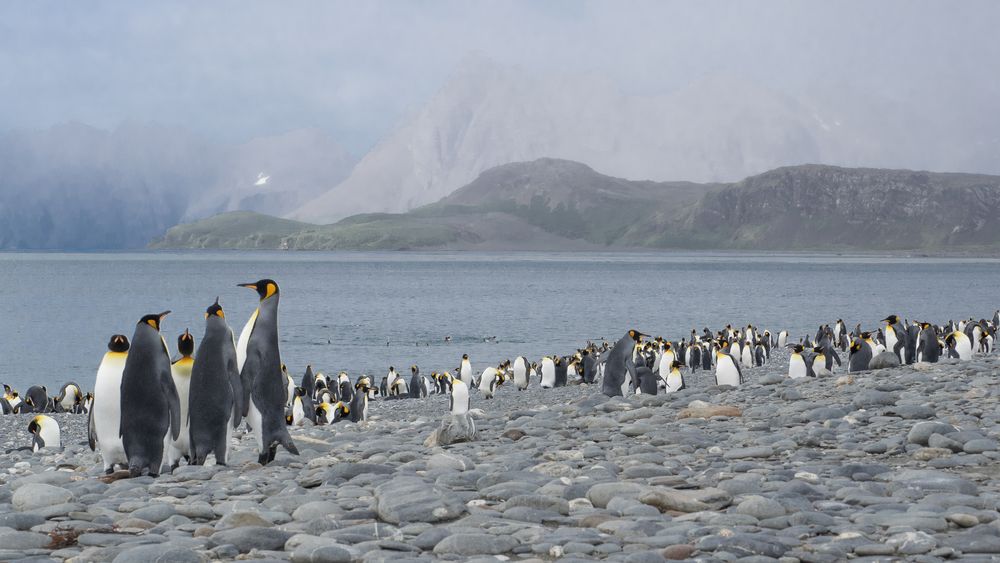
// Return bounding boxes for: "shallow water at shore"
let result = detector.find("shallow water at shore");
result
[1,250,998,391]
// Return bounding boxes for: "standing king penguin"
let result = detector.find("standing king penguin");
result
[165,329,195,470]
[237,280,299,464]
[189,300,241,465]
[714,346,743,386]
[120,312,181,477]
[601,330,644,397]
[89,334,130,473]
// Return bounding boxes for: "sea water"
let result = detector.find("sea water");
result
[1,251,997,392]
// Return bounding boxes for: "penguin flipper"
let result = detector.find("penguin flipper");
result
[161,366,182,442]
[87,406,97,451]
[831,349,842,367]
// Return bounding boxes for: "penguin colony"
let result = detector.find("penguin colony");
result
[3,291,998,477]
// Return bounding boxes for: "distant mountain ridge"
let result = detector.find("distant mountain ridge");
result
[291,58,1000,224]
[152,159,1000,252]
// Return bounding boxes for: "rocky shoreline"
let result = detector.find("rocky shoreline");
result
[2,354,1000,562]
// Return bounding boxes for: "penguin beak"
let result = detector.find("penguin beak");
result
[238,282,259,290]
[158,311,171,320]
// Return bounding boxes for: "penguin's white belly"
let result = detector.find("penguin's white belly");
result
[741,346,752,367]
[715,360,740,386]
[885,329,898,352]
[36,424,61,451]
[58,385,80,411]
[236,309,258,373]
[169,373,191,457]
[513,369,527,389]
[777,333,787,347]
[451,384,470,415]
[94,357,127,467]
[956,338,973,360]
[248,399,264,451]
[460,362,472,385]
[665,373,683,393]
[540,363,555,388]
[788,355,807,379]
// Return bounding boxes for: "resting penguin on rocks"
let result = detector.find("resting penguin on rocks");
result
[120,312,181,478]
[29,415,61,451]
[478,366,503,399]
[237,279,299,465]
[945,331,973,361]
[188,299,241,466]
[55,382,84,414]
[23,386,48,413]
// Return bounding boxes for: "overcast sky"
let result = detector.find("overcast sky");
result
[2,1,997,154]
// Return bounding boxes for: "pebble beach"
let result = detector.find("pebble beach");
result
[3,354,1000,562]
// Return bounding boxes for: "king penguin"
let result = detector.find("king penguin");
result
[237,280,299,464]
[188,299,240,466]
[29,415,61,451]
[55,382,84,414]
[120,312,181,477]
[89,334,130,473]
[409,365,426,398]
[915,322,940,363]
[350,376,372,422]
[513,356,529,390]
[165,329,195,470]
[664,360,686,393]
[539,356,556,389]
[788,344,808,379]
[478,366,503,399]
[601,330,644,397]
[459,354,473,386]
[945,331,973,361]
[848,337,873,372]
[714,346,743,386]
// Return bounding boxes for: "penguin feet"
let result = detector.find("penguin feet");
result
[257,453,270,465]
[105,467,114,475]
[128,466,142,479]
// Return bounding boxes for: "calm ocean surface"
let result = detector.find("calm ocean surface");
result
[1,251,998,392]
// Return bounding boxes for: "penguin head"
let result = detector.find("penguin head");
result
[205,298,225,319]
[670,360,685,370]
[140,311,170,331]
[882,315,899,325]
[239,279,278,301]
[177,329,195,357]
[788,344,804,354]
[850,340,861,353]
[3,384,12,395]
[411,365,418,374]
[462,354,469,360]
[107,335,130,353]
[628,330,646,342]
[28,416,42,436]
[812,346,824,354]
